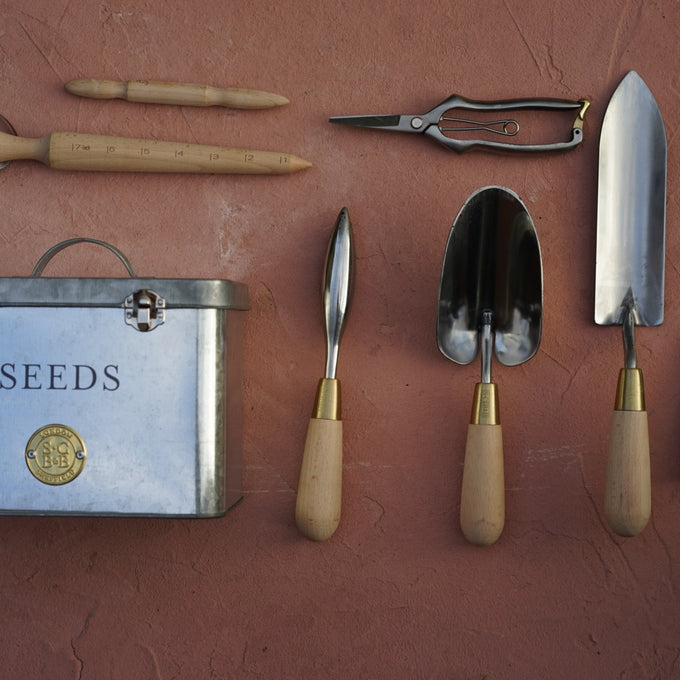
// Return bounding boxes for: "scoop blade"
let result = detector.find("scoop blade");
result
[437,186,542,368]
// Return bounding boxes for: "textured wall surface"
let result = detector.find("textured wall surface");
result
[1,1,679,678]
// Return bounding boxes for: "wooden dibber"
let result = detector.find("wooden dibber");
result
[65,78,289,109]
[0,130,311,174]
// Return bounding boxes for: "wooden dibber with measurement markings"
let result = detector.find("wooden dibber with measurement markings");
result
[0,129,311,174]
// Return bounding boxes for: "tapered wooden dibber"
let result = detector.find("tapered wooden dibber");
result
[0,130,311,174]
[65,78,289,109]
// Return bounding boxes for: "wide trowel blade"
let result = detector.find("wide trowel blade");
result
[437,186,542,367]
[595,71,666,326]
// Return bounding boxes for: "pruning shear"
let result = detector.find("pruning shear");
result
[329,94,590,153]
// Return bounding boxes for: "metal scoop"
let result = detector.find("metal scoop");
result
[437,186,542,545]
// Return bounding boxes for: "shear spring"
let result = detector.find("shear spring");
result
[439,116,520,136]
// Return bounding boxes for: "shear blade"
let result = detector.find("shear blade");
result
[329,114,403,130]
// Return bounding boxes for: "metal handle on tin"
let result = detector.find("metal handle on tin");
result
[31,238,137,278]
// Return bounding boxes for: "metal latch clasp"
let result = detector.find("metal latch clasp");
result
[124,289,166,331]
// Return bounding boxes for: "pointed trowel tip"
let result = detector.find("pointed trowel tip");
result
[335,209,354,262]
[619,70,645,89]
[327,206,354,299]
[321,207,355,379]
[334,207,352,237]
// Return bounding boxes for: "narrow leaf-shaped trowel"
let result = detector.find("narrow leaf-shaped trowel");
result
[437,187,542,545]
[595,71,667,537]
[296,208,354,541]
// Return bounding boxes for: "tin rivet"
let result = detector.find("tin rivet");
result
[76,451,85,459]
[27,449,36,459]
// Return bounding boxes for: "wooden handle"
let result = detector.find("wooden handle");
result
[604,368,651,536]
[0,130,311,174]
[65,78,289,109]
[605,409,651,536]
[295,379,342,541]
[460,422,505,546]
[460,382,504,546]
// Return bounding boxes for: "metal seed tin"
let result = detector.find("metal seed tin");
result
[0,240,249,517]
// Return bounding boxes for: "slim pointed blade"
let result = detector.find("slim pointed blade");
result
[595,71,667,326]
[329,114,405,131]
[323,207,354,379]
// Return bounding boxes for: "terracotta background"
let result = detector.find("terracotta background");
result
[1,1,679,678]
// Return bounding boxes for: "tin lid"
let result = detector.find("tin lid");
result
[0,239,249,310]
[0,277,249,309]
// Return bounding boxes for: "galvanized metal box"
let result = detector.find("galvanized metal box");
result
[0,239,249,517]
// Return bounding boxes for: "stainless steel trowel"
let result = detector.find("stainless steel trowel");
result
[437,186,542,545]
[296,208,355,541]
[595,71,667,537]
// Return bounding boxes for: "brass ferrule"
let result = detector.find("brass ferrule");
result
[574,99,591,130]
[614,368,645,411]
[470,383,499,425]
[312,378,341,420]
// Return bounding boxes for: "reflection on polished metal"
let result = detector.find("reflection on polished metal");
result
[595,71,666,328]
[323,208,354,381]
[437,186,542,369]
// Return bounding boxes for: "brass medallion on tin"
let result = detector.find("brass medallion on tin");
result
[25,424,86,485]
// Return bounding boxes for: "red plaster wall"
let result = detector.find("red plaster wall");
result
[1,1,679,678]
